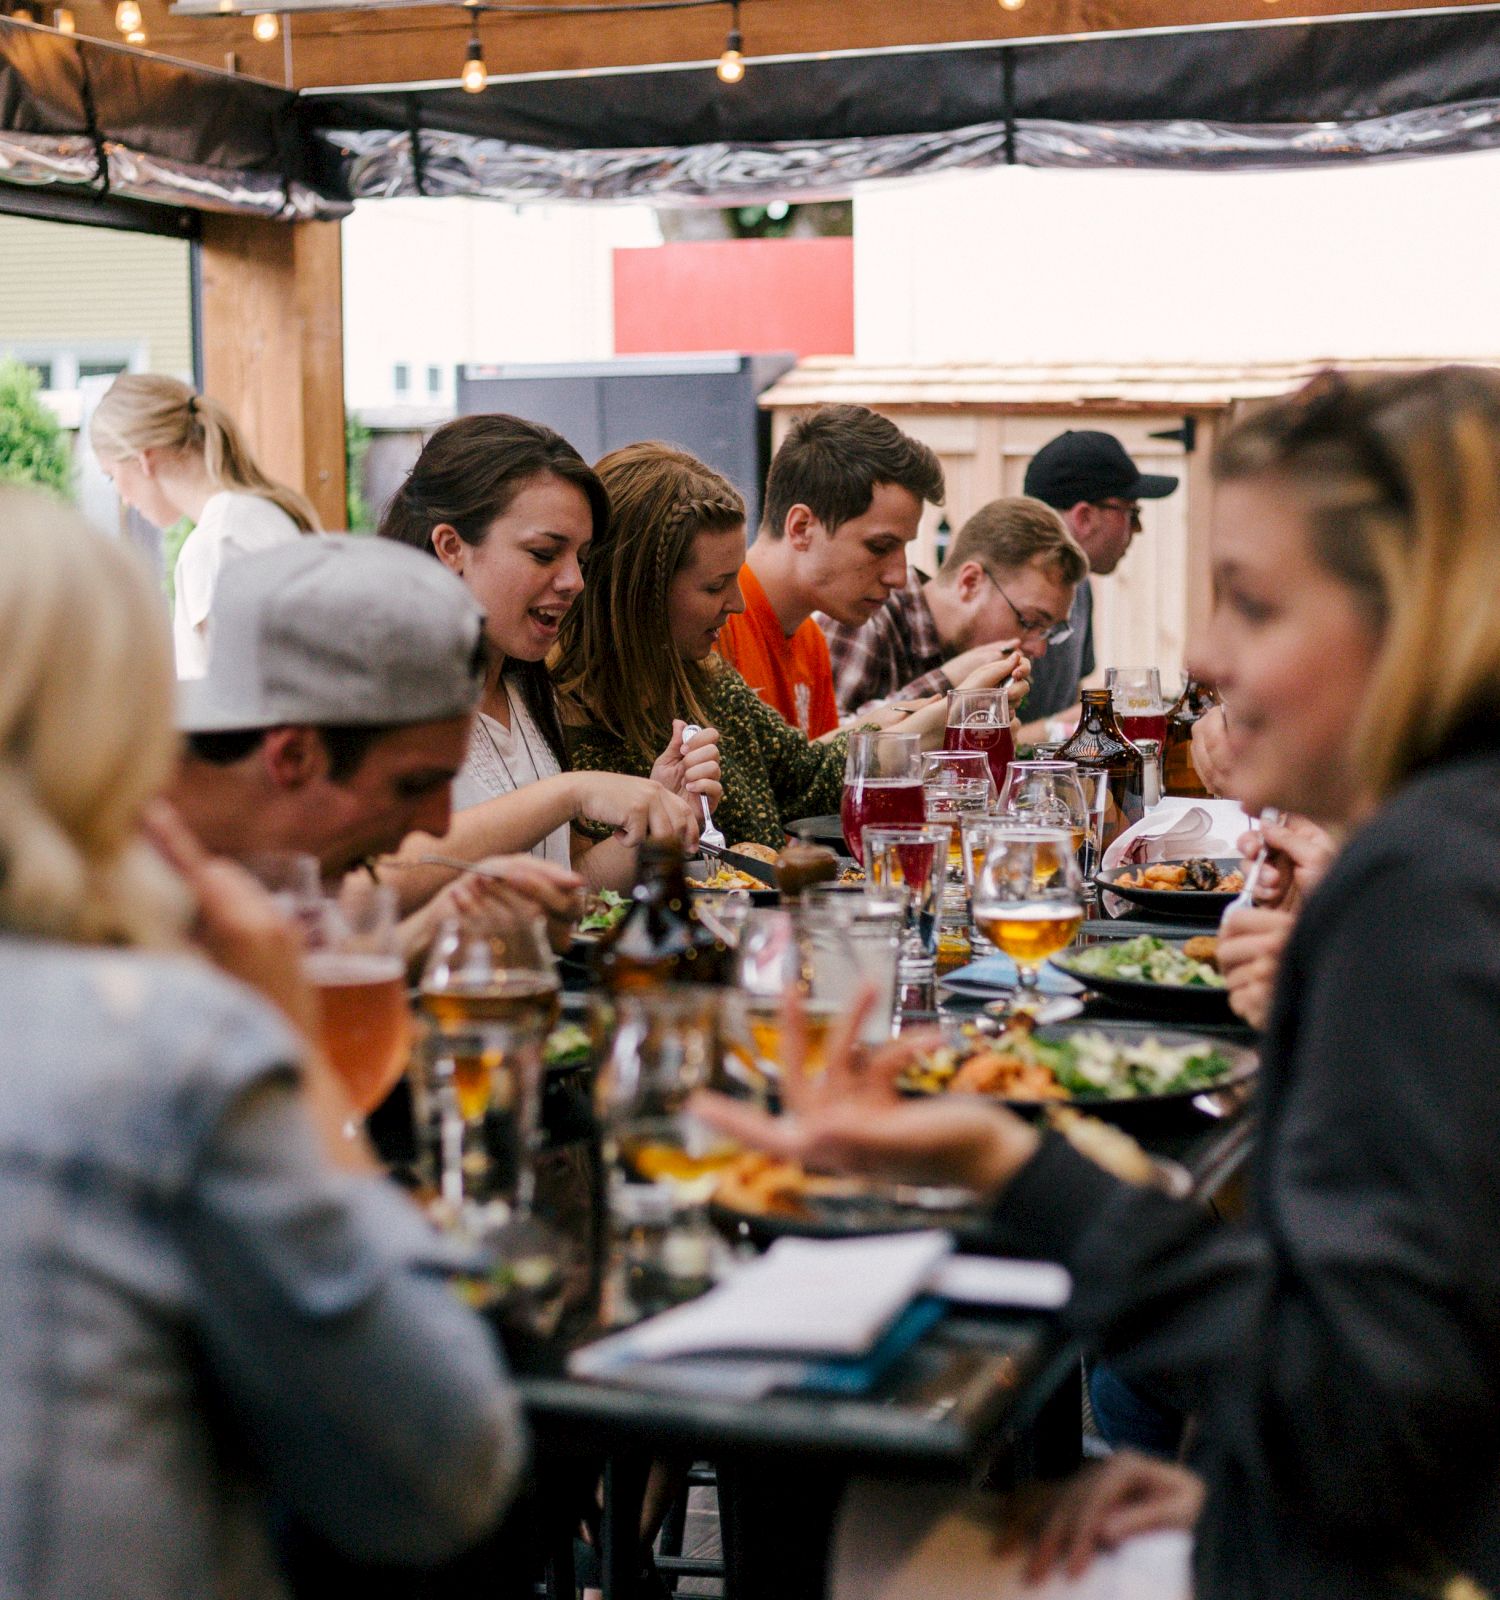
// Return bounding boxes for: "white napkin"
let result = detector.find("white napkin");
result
[570,1231,953,1377]
[1103,798,1255,871]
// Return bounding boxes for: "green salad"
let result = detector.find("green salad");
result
[578,889,629,935]
[1063,935,1226,990]
[1036,1029,1234,1099]
[543,1022,591,1071]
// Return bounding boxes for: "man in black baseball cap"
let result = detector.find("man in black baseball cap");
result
[1019,430,1179,727]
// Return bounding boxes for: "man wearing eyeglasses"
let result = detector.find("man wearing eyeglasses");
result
[821,495,1085,717]
[1021,430,1179,728]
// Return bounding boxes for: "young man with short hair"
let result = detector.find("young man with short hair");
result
[822,495,1086,716]
[715,404,946,737]
[171,536,491,881]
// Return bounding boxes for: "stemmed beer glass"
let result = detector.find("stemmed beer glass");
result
[971,827,1085,1009]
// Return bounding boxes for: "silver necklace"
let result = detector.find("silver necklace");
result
[480,679,542,791]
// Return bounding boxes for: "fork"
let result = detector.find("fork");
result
[680,723,726,853]
[1229,805,1283,911]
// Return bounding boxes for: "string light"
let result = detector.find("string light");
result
[460,16,486,92]
[125,26,146,42]
[998,0,1026,10]
[716,0,742,83]
[114,0,141,32]
[53,6,75,29]
[251,10,278,40]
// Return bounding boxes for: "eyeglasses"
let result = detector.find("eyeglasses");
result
[1092,498,1143,530]
[982,571,1074,647]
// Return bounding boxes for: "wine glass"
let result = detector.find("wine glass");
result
[998,761,1091,867]
[592,986,734,1314]
[971,827,1085,1010]
[841,730,924,866]
[1106,666,1168,750]
[864,824,949,1015]
[301,878,411,1127]
[943,686,1015,798]
[417,904,560,1207]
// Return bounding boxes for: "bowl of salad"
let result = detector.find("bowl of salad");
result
[899,1016,1256,1127]
[1050,935,1237,1022]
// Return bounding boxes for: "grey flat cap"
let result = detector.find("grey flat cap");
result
[178,534,486,733]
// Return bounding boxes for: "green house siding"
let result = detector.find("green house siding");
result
[0,216,192,377]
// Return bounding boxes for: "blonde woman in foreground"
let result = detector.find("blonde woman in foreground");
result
[0,489,525,1599]
[702,367,1500,1598]
[91,372,318,677]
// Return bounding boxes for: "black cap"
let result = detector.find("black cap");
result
[1023,430,1179,510]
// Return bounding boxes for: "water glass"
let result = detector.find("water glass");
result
[592,986,733,1314]
[416,904,559,1207]
[864,825,949,1014]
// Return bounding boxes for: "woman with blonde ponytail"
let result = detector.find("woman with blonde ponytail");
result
[0,485,526,1595]
[90,372,318,677]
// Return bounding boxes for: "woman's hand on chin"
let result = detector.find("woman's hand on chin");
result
[650,719,724,810]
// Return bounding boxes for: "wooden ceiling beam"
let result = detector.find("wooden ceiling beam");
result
[63,0,1500,93]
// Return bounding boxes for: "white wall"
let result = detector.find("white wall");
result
[341,197,661,410]
[853,151,1500,365]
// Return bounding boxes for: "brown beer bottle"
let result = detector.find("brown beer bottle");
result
[1162,676,1222,798]
[595,841,731,991]
[1058,688,1145,852]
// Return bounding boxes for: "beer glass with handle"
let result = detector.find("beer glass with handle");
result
[971,826,1085,1010]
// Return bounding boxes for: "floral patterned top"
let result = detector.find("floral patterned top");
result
[565,663,849,852]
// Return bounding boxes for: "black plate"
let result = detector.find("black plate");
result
[1095,858,1242,923]
[708,1186,986,1250]
[787,813,848,851]
[906,1018,1257,1129]
[692,885,780,907]
[1049,950,1235,1023]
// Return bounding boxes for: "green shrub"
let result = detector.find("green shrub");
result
[346,411,372,531]
[0,358,73,496]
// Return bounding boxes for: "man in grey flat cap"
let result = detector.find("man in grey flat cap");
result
[168,536,585,946]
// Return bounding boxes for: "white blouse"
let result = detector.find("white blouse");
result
[450,681,573,866]
[173,491,302,678]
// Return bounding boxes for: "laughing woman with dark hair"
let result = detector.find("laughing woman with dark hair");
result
[377,413,718,901]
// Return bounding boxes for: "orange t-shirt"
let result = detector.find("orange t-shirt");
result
[716,563,840,739]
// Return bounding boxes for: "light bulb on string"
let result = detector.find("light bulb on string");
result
[716,4,743,84]
[54,6,76,29]
[126,26,146,43]
[461,19,486,93]
[251,11,278,41]
[998,0,1026,10]
[114,0,141,33]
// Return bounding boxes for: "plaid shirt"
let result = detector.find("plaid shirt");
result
[820,572,955,716]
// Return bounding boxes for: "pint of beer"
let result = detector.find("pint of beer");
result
[306,949,411,1114]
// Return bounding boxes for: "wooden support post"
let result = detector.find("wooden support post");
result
[198,215,347,532]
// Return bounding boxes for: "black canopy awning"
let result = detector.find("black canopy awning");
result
[5,7,1500,219]
[0,20,343,220]
[305,9,1500,204]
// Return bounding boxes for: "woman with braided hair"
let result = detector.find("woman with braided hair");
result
[554,442,954,850]
[91,373,318,678]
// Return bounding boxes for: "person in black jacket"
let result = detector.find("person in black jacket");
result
[701,365,1500,1599]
